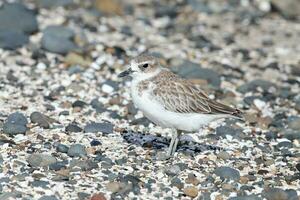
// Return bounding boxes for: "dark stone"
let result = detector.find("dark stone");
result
[3,112,28,136]
[0,30,28,50]
[30,112,50,129]
[271,0,300,19]
[171,177,184,189]
[276,141,293,149]
[155,6,178,18]
[216,125,242,137]
[263,188,289,200]
[243,96,264,106]
[59,111,70,116]
[0,3,38,34]
[72,100,87,108]
[27,153,56,167]
[90,139,102,146]
[41,26,77,54]
[296,163,300,171]
[90,98,106,112]
[38,195,59,200]
[165,165,181,176]
[67,144,87,157]
[70,159,98,171]
[130,117,151,127]
[214,166,240,181]
[65,123,82,133]
[49,161,68,171]
[31,180,49,188]
[171,60,220,87]
[56,144,69,153]
[84,122,114,134]
[237,79,276,94]
[285,189,299,200]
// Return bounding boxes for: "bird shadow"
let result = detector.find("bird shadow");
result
[121,130,222,154]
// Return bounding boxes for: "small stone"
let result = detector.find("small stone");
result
[56,144,69,153]
[3,112,28,136]
[263,188,289,200]
[30,112,50,129]
[164,165,181,176]
[0,30,28,50]
[170,177,184,189]
[41,25,77,54]
[90,139,102,146]
[216,126,241,137]
[237,79,276,94]
[217,151,231,160]
[183,186,198,198]
[70,159,98,171]
[185,173,200,185]
[271,0,300,18]
[67,144,87,157]
[90,98,106,113]
[0,3,38,34]
[91,193,107,200]
[49,161,67,171]
[106,181,126,193]
[72,100,87,108]
[38,195,59,200]
[84,122,114,134]
[288,117,300,131]
[214,166,240,181]
[27,153,56,167]
[65,123,82,133]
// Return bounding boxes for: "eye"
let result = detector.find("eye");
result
[142,63,149,68]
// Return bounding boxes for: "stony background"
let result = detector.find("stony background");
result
[0,0,299,199]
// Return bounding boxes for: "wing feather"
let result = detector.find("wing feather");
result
[151,70,242,116]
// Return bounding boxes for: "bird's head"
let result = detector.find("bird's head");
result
[118,54,161,80]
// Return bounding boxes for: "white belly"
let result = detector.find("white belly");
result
[131,85,227,132]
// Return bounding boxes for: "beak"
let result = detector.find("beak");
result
[118,68,133,78]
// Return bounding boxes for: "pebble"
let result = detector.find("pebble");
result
[90,193,107,200]
[70,159,98,171]
[38,195,59,200]
[0,30,28,50]
[214,166,240,181]
[216,125,241,138]
[217,151,231,160]
[90,98,106,113]
[183,186,198,198]
[30,112,50,129]
[67,144,87,157]
[56,143,69,153]
[41,25,77,54]
[263,188,289,200]
[27,153,57,167]
[0,3,38,34]
[90,139,102,146]
[3,112,28,136]
[84,122,114,134]
[65,123,82,133]
[237,79,276,93]
[164,164,181,176]
[229,195,262,200]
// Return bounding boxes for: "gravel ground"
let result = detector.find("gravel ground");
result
[0,0,299,199]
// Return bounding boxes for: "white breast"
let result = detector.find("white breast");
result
[130,81,227,132]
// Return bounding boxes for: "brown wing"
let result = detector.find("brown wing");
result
[151,71,242,117]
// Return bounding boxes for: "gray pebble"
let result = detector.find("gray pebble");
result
[27,153,56,167]
[3,112,28,136]
[67,144,87,157]
[84,122,114,134]
[214,166,240,181]
[30,112,50,129]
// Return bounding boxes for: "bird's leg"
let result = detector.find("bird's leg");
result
[167,129,181,157]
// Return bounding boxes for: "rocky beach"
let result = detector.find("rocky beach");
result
[0,0,299,199]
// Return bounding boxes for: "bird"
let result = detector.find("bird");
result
[118,54,243,158]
